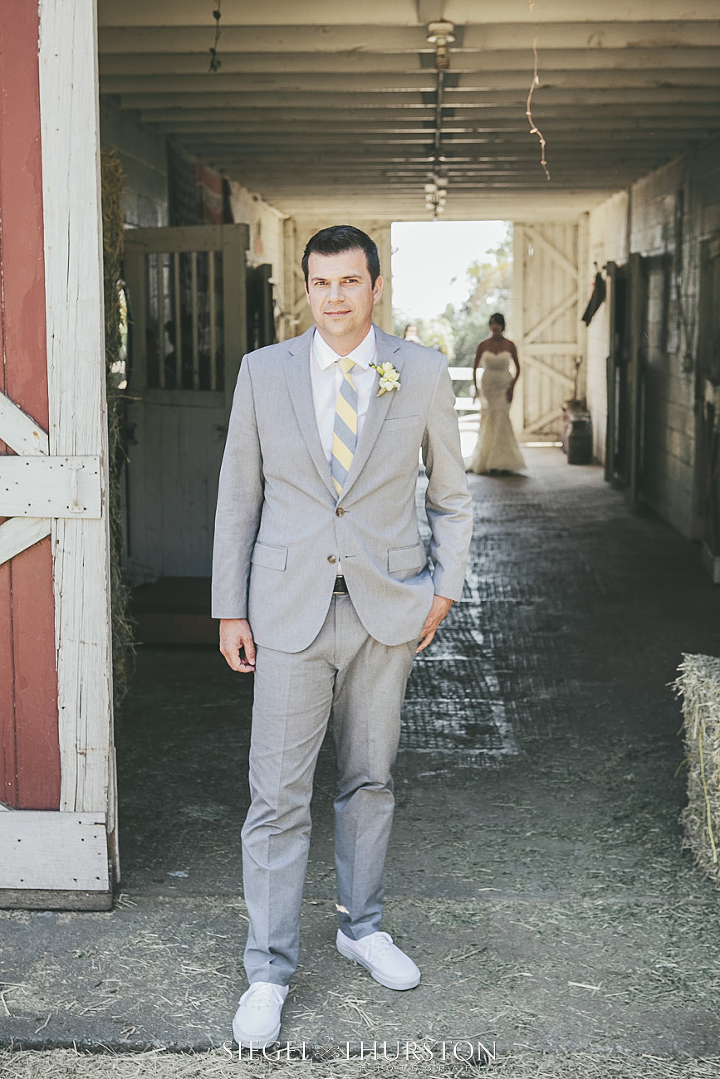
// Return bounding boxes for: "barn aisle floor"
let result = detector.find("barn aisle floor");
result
[3,447,720,1071]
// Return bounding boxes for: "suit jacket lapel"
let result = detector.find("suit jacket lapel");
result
[340,327,403,499]
[285,328,338,499]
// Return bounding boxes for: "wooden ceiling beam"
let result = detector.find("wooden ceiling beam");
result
[119,88,720,110]
[211,175,654,189]
[166,139,697,156]
[98,47,720,76]
[180,156,686,173]
[96,5,720,207]
[95,1,720,28]
[171,134,692,152]
[201,153,681,170]
[200,162,685,176]
[191,169,684,185]
[97,22,720,53]
[153,127,714,147]
[211,158,666,169]
[259,190,609,203]
[238,188,613,198]
[102,70,720,95]
[136,107,720,128]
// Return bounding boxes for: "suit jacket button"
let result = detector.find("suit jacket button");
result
[327,555,337,564]
[336,507,345,517]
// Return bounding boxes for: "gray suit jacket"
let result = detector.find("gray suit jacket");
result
[212,324,472,652]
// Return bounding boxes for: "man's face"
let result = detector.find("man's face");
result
[305,248,383,351]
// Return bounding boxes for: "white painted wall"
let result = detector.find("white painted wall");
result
[227,182,285,269]
[227,180,287,336]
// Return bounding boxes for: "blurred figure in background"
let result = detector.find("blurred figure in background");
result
[467,313,525,475]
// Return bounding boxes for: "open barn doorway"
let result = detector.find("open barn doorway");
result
[391,220,512,461]
[391,218,586,465]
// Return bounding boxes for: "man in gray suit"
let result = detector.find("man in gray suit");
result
[213,225,472,1048]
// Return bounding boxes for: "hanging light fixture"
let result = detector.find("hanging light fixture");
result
[424,175,447,215]
[425,21,455,218]
[425,20,455,70]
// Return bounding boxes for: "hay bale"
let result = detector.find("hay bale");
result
[674,653,720,885]
[101,147,136,711]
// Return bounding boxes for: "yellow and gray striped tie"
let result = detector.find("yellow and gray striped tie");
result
[331,357,358,496]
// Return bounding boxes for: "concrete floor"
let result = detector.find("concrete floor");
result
[2,448,720,1060]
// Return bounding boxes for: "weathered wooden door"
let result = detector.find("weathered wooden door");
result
[604,255,648,504]
[605,261,630,486]
[511,222,586,441]
[124,225,248,585]
[0,0,115,908]
[627,252,649,508]
[694,234,720,577]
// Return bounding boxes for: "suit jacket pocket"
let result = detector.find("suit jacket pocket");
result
[388,542,427,573]
[251,541,288,571]
[381,413,421,432]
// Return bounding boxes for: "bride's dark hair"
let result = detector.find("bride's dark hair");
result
[489,313,506,329]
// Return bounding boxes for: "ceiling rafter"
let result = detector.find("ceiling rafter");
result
[96,0,720,219]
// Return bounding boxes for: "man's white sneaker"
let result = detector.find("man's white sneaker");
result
[232,981,288,1048]
[336,929,421,990]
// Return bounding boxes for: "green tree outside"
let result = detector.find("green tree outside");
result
[392,225,513,397]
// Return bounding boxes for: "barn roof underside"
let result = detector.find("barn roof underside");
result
[97,0,720,221]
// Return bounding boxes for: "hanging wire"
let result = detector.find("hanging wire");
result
[526,0,550,181]
[209,3,222,73]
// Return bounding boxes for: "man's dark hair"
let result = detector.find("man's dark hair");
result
[489,312,506,329]
[302,225,381,286]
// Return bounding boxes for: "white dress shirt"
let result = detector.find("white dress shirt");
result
[310,326,377,468]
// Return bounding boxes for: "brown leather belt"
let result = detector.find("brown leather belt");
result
[332,575,349,595]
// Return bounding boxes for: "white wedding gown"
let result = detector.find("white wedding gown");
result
[467,351,526,474]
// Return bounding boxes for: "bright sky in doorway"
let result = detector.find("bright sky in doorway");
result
[391,220,509,321]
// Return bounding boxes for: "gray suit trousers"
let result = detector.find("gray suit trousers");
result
[241,595,417,986]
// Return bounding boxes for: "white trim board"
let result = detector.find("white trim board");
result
[0,455,102,518]
[0,517,52,567]
[38,0,116,821]
[0,811,109,891]
[0,391,49,456]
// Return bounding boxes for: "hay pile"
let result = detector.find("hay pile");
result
[674,653,720,886]
[2,1048,720,1079]
[100,148,135,711]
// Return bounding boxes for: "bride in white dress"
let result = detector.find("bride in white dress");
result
[467,313,526,475]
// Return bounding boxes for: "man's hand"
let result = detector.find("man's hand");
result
[416,595,453,653]
[219,618,256,672]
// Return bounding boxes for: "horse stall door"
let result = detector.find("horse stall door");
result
[605,261,630,486]
[695,235,720,577]
[124,225,248,642]
[512,223,585,441]
[246,263,277,353]
[627,253,649,509]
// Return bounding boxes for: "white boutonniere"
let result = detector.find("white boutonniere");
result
[370,361,401,396]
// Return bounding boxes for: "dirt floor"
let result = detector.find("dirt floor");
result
[2,448,720,1077]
